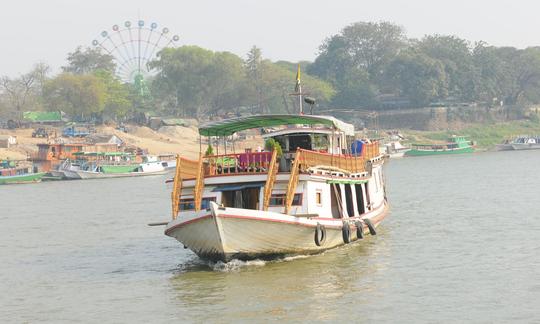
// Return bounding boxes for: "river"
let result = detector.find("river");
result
[1,150,539,322]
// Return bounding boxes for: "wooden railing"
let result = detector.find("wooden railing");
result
[171,141,381,217]
[262,150,279,211]
[205,151,273,176]
[284,151,302,214]
[193,154,205,211]
[171,155,182,219]
[171,155,202,219]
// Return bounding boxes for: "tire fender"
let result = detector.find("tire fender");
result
[314,223,326,246]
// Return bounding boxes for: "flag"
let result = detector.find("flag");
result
[295,64,301,93]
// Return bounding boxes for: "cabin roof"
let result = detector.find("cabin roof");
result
[199,114,355,137]
[261,127,335,138]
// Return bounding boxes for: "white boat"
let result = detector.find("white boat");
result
[496,135,540,151]
[383,141,410,158]
[164,114,388,261]
[75,162,167,179]
[53,159,83,179]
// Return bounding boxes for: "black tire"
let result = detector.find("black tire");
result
[342,222,351,244]
[364,218,377,235]
[314,223,326,246]
[355,221,364,239]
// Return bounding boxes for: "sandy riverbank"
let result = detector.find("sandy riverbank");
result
[0,124,263,161]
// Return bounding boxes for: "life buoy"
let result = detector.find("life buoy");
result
[364,218,377,235]
[355,221,364,239]
[314,223,326,246]
[342,222,351,243]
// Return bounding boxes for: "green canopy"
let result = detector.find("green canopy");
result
[199,114,355,137]
[23,111,62,122]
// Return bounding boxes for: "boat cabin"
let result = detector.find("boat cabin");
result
[171,114,384,220]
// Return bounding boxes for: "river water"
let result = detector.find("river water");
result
[1,150,539,323]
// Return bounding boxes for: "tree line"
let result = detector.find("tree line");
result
[2,21,540,121]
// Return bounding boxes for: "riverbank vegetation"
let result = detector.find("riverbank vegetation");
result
[3,21,540,123]
[404,119,540,149]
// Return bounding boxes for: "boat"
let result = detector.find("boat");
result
[496,135,540,151]
[74,154,168,179]
[163,114,388,262]
[0,160,46,185]
[383,141,410,158]
[405,135,474,156]
[49,159,82,179]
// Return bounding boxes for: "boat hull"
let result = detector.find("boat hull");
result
[165,201,388,262]
[511,143,540,150]
[0,172,46,185]
[405,146,474,156]
[76,169,167,179]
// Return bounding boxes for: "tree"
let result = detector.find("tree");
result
[245,46,264,113]
[62,46,116,75]
[94,70,132,118]
[418,35,476,100]
[43,73,106,119]
[386,50,448,106]
[150,46,249,118]
[0,71,37,114]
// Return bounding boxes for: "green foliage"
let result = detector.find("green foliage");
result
[386,50,448,105]
[43,73,106,119]
[264,138,283,157]
[149,45,334,117]
[93,70,132,118]
[205,144,214,156]
[62,47,116,75]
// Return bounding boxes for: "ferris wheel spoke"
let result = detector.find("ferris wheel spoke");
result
[115,30,136,67]
[93,20,177,83]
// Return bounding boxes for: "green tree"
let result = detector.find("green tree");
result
[62,47,116,75]
[94,70,132,118]
[43,73,106,119]
[386,50,448,105]
[417,35,476,100]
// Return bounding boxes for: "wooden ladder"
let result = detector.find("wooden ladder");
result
[171,155,182,219]
[284,150,302,214]
[194,154,205,211]
[263,150,279,211]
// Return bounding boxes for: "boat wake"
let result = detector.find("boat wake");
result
[208,254,317,272]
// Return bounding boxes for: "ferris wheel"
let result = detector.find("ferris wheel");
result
[92,20,179,83]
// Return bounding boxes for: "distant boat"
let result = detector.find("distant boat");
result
[405,136,474,156]
[383,141,410,158]
[0,161,45,185]
[74,155,168,179]
[495,136,540,151]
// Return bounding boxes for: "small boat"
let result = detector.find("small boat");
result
[163,114,388,262]
[383,141,410,158]
[509,136,540,150]
[75,155,168,179]
[405,136,474,156]
[0,160,45,185]
[49,159,83,179]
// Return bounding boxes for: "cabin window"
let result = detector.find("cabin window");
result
[330,184,342,218]
[288,135,311,152]
[344,184,355,217]
[355,184,365,214]
[364,183,371,209]
[312,134,329,151]
[269,193,302,206]
[179,197,216,211]
[315,190,322,206]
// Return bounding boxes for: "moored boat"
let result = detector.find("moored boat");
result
[163,114,388,261]
[0,160,45,185]
[405,135,474,156]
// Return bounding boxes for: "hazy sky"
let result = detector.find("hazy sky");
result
[1,0,537,76]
